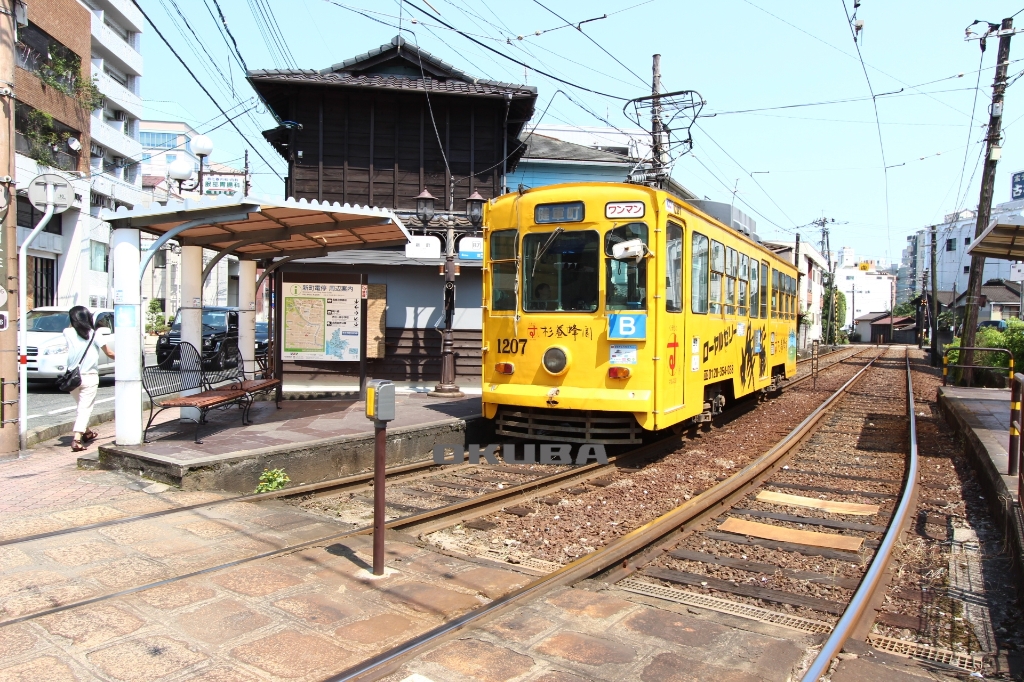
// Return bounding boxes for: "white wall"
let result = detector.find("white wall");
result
[838,267,895,328]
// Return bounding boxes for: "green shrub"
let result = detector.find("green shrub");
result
[255,468,290,493]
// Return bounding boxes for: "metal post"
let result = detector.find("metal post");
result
[1012,376,1021,476]
[18,185,54,451]
[0,0,19,456]
[112,228,143,446]
[962,17,1014,382]
[430,222,464,397]
[373,420,386,575]
[943,354,949,386]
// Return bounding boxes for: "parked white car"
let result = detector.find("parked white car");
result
[20,307,115,380]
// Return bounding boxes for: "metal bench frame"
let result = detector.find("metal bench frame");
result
[205,347,282,421]
[141,342,248,444]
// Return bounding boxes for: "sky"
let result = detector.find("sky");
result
[139,0,1024,266]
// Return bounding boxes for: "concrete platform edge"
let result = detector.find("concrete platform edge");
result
[95,414,491,493]
[26,397,154,449]
[937,387,1024,594]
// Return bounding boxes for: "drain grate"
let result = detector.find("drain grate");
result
[867,634,984,672]
[617,578,833,634]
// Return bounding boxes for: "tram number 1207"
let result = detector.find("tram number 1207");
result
[496,338,528,355]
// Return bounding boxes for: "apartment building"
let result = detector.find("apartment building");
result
[139,120,245,197]
[12,0,143,310]
[900,201,1021,303]
[837,261,896,329]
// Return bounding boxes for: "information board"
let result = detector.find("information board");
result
[282,282,361,361]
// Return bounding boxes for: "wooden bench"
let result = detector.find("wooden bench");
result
[205,347,282,419]
[142,341,249,444]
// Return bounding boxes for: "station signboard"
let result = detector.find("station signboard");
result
[282,282,361,361]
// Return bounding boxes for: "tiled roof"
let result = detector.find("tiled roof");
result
[519,133,633,164]
[248,70,536,97]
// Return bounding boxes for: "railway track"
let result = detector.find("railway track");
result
[0,343,864,551]
[322,346,928,681]
[0,345,872,638]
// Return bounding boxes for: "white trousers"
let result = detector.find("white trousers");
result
[71,372,100,434]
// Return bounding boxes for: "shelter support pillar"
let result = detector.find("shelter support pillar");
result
[112,228,142,446]
[238,260,257,376]
[179,246,203,421]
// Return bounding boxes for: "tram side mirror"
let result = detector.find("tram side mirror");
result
[611,239,645,261]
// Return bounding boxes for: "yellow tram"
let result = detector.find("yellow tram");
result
[481,182,799,443]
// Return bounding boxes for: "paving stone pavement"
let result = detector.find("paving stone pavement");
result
[388,584,819,682]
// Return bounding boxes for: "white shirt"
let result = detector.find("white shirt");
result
[62,328,112,375]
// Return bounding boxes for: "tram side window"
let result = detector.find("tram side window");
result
[709,240,725,315]
[738,255,749,317]
[771,269,780,318]
[489,230,518,311]
[760,262,768,318]
[691,232,709,314]
[666,222,683,313]
[725,248,738,316]
[749,258,759,319]
[605,222,648,311]
[523,230,599,312]
[787,275,794,318]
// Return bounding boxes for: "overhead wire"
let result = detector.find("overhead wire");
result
[130,0,284,181]
[953,51,986,214]
[841,0,891,261]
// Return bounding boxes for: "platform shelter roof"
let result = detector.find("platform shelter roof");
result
[966,214,1024,260]
[101,195,409,260]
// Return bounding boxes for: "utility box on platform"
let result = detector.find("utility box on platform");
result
[365,379,395,422]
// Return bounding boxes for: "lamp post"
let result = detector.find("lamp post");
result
[168,135,214,196]
[416,190,485,398]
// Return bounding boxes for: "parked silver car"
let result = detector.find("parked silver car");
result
[20,307,115,380]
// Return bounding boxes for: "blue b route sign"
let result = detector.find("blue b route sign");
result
[1013,171,1024,200]
[608,314,646,340]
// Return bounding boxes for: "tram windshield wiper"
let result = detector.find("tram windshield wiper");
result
[531,227,564,280]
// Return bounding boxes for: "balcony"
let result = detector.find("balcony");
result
[92,69,143,119]
[93,0,144,34]
[90,116,142,161]
[18,226,63,255]
[90,13,142,77]
[91,172,146,208]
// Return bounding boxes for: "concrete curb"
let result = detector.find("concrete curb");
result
[26,399,153,449]
[97,413,491,493]
[937,388,1024,592]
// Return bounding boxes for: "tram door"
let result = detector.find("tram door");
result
[659,221,686,419]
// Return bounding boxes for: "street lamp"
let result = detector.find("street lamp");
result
[415,189,436,223]
[168,134,214,195]
[466,191,485,227]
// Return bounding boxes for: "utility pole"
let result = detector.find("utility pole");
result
[931,224,939,365]
[962,17,1016,380]
[795,233,802,346]
[650,54,666,189]
[0,0,19,456]
[243,149,250,196]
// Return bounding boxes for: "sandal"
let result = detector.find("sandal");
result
[71,439,87,452]
[82,429,99,443]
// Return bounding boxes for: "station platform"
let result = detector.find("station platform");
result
[95,394,485,493]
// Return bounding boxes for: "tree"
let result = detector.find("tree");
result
[145,300,165,334]
[892,300,916,317]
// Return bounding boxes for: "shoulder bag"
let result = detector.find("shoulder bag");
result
[56,329,95,393]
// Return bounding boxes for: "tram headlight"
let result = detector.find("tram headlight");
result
[542,347,569,375]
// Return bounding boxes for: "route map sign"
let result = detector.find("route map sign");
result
[283,282,361,361]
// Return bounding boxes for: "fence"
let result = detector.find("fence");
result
[942,346,1014,388]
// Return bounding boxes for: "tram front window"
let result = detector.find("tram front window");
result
[605,222,648,311]
[523,230,600,312]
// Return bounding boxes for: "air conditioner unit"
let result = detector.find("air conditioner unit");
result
[113,111,126,121]
[113,156,124,167]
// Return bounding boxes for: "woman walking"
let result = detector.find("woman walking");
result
[64,306,114,452]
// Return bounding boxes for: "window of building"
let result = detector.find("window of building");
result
[153,249,167,268]
[665,222,683,313]
[140,132,177,149]
[89,241,108,272]
[165,154,177,164]
[710,240,724,315]
[964,265,970,274]
[691,232,709,314]
[17,197,61,235]
[965,237,971,245]
[946,238,956,251]
[846,275,855,280]
[141,153,151,163]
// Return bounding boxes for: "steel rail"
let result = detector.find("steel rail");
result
[800,350,918,681]
[0,346,863,548]
[325,349,887,682]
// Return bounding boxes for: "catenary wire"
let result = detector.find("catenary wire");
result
[954,52,987,214]
[130,0,284,181]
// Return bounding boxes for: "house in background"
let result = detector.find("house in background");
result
[953,280,1022,324]
[764,240,829,348]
